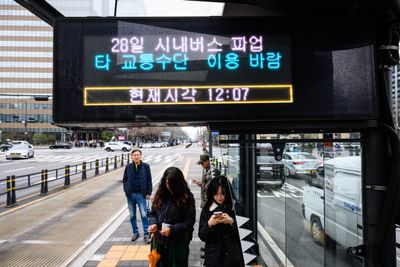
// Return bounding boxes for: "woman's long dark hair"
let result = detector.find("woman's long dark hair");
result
[153,167,193,210]
[204,175,234,211]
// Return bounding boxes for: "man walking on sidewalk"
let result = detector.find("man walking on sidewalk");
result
[123,149,152,244]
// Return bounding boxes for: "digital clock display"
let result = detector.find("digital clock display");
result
[54,17,376,126]
[84,85,292,105]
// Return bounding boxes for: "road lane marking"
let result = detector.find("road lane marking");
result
[257,193,274,198]
[284,183,303,191]
[4,166,34,173]
[258,221,294,267]
[0,162,23,166]
[182,158,191,179]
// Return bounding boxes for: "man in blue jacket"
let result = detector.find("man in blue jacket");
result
[123,149,152,244]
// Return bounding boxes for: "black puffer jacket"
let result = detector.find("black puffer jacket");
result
[198,204,244,267]
[148,192,196,245]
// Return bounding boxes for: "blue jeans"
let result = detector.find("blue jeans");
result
[127,192,149,237]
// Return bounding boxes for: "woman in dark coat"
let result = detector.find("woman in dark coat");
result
[198,175,244,267]
[148,167,196,267]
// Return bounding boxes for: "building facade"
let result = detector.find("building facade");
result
[0,0,66,142]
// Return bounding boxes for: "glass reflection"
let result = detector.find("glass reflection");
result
[219,135,363,266]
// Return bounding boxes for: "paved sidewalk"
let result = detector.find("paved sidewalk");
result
[83,147,204,267]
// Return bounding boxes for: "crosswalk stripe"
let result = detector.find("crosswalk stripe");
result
[11,155,177,165]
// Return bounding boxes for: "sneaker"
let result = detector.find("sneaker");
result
[143,236,151,244]
[131,234,140,241]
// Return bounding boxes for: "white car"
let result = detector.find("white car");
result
[123,141,133,149]
[11,140,32,146]
[104,141,131,152]
[5,144,34,159]
[141,143,153,148]
[283,152,322,178]
[152,142,163,148]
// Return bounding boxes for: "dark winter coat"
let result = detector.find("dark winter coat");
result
[198,204,244,267]
[122,161,152,197]
[148,192,196,245]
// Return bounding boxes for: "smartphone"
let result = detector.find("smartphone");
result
[213,211,223,216]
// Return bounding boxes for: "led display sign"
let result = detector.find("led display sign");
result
[82,24,291,107]
[54,17,376,126]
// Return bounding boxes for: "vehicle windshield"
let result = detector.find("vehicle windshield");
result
[10,144,29,150]
[290,153,317,160]
[257,155,275,163]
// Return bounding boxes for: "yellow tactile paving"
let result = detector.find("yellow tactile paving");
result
[125,245,139,253]
[120,252,136,261]
[97,259,119,267]
[137,245,151,252]
[135,252,149,260]
[104,250,125,259]
[97,245,151,265]
[109,245,128,251]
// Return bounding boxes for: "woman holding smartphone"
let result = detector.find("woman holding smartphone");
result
[198,175,244,267]
[148,167,196,267]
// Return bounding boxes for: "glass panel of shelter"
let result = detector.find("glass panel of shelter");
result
[218,133,363,267]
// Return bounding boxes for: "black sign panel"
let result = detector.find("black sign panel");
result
[54,17,377,126]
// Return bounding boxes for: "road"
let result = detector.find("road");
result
[0,145,185,206]
[0,146,184,177]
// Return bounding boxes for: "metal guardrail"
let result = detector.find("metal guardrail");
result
[1,153,130,207]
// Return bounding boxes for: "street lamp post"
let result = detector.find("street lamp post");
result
[24,99,27,140]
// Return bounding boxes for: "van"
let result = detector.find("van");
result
[302,156,362,250]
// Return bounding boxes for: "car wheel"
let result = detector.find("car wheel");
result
[122,147,127,152]
[106,147,111,152]
[310,217,325,245]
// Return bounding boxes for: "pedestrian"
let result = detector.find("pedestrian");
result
[198,175,244,267]
[193,154,212,208]
[122,149,152,244]
[148,167,196,267]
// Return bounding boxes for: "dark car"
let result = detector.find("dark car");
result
[256,153,285,189]
[304,165,324,189]
[322,147,341,158]
[49,142,72,149]
[0,142,13,152]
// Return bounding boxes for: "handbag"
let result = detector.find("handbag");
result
[148,234,161,267]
